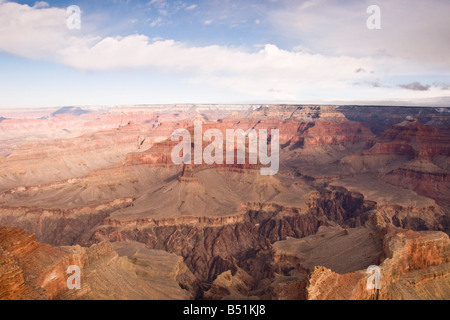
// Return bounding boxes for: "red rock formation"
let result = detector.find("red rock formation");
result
[0,225,85,299]
[372,119,450,159]
[0,225,194,300]
[270,213,450,300]
[302,120,374,148]
[373,120,450,207]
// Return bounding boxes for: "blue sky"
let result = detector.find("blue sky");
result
[0,0,449,108]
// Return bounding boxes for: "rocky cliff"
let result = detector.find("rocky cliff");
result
[0,225,194,300]
[303,214,450,300]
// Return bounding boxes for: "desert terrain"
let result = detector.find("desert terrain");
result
[0,104,449,300]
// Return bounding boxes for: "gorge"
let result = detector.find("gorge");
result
[0,105,449,300]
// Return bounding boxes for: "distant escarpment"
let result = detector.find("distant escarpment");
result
[338,106,450,135]
[339,118,450,211]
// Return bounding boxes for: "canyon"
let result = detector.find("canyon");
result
[0,104,449,300]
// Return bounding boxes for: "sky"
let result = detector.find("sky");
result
[0,0,449,108]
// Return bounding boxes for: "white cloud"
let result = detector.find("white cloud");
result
[0,0,448,105]
[33,1,49,9]
[149,16,163,27]
[148,0,164,6]
[147,0,169,16]
[0,1,72,60]
[0,2,367,78]
[185,4,197,10]
[203,19,213,25]
[57,36,371,88]
[298,0,325,11]
[269,0,450,69]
